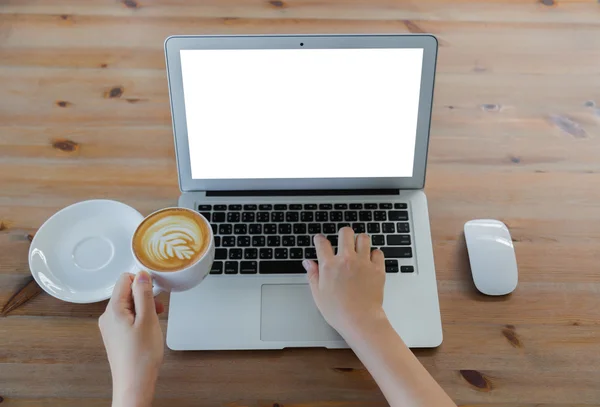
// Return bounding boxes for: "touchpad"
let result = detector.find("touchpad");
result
[261,284,342,342]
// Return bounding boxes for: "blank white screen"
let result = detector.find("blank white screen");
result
[180,48,423,180]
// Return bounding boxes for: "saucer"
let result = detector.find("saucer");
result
[29,200,144,303]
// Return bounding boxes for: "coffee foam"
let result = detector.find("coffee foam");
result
[133,208,210,272]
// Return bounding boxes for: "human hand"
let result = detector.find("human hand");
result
[302,227,387,337]
[99,272,165,407]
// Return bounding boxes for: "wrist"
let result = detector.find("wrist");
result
[337,308,390,343]
[112,374,157,407]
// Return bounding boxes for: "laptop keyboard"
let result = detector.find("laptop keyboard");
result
[197,203,414,275]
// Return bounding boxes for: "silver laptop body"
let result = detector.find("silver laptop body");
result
[164,34,443,350]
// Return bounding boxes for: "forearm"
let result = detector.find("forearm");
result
[342,317,456,407]
[112,374,157,407]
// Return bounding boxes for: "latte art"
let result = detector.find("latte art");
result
[133,208,211,272]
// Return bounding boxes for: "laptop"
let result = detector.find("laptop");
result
[164,34,442,350]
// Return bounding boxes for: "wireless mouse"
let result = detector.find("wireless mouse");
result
[464,219,518,296]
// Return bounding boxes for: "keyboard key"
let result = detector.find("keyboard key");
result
[267,236,280,247]
[249,224,262,235]
[385,259,399,273]
[330,211,343,221]
[214,236,221,247]
[229,248,243,259]
[264,224,277,234]
[240,261,258,274]
[211,224,217,235]
[367,223,380,234]
[282,235,296,247]
[334,203,348,210]
[387,235,411,246]
[395,203,408,209]
[289,204,303,210]
[293,223,307,234]
[274,204,287,210]
[222,236,236,247]
[243,204,257,210]
[260,248,273,259]
[257,212,270,222]
[271,212,285,222]
[397,222,410,233]
[252,236,265,247]
[242,212,255,222]
[372,235,385,246]
[389,211,409,221]
[275,248,288,259]
[290,248,303,259]
[382,223,395,233]
[198,204,212,211]
[365,203,378,209]
[304,204,317,210]
[358,211,372,222]
[315,211,328,222]
[210,261,223,274]
[327,235,338,246]
[344,211,358,222]
[229,204,242,210]
[352,223,366,234]
[214,204,227,211]
[286,212,299,222]
[234,224,247,235]
[200,212,211,220]
[323,223,336,234]
[212,212,226,223]
[259,204,273,210]
[381,247,413,258]
[374,211,387,221]
[305,248,317,259]
[278,224,292,234]
[337,222,351,230]
[301,211,314,222]
[379,203,393,209]
[244,248,258,259]
[215,248,227,260]
[227,212,240,223]
[259,260,306,274]
[297,235,311,246]
[237,236,251,247]
[401,265,415,273]
[319,204,332,210]
[225,261,238,274]
[219,224,233,235]
[308,223,321,234]
[350,203,363,209]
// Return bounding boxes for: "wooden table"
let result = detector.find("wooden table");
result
[2,1,600,405]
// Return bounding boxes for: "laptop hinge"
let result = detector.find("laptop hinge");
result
[205,189,400,197]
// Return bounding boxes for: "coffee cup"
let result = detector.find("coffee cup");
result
[131,207,215,293]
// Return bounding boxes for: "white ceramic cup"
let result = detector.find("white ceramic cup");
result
[131,207,215,293]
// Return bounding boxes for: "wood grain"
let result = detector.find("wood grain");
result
[2,0,600,406]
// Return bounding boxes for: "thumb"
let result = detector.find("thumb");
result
[132,271,158,325]
[303,260,319,295]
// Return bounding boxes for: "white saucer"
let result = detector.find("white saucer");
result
[29,200,144,303]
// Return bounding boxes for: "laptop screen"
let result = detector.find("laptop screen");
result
[180,48,424,180]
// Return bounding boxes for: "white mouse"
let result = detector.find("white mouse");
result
[464,219,518,296]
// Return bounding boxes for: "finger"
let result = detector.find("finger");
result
[355,233,371,257]
[155,299,165,315]
[337,227,356,255]
[370,248,385,269]
[132,271,158,325]
[314,234,334,261]
[302,259,320,297]
[108,273,135,313]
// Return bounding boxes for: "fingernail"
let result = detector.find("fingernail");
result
[302,260,310,270]
[136,271,151,284]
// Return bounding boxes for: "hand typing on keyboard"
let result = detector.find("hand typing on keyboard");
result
[302,227,457,407]
[302,227,386,336]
